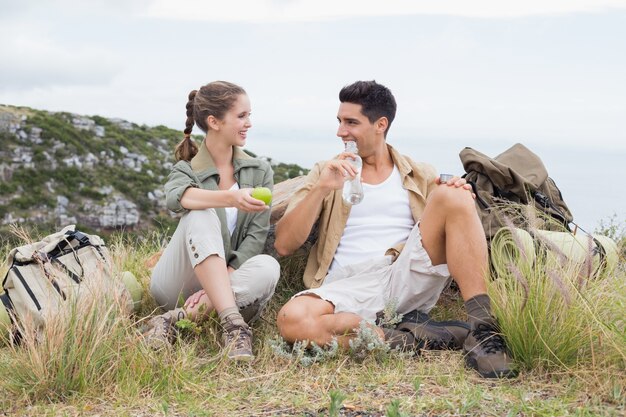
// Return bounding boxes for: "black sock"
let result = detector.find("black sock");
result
[464,294,494,328]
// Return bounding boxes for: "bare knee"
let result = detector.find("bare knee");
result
[276,298,312,342]
[428,185,476,217]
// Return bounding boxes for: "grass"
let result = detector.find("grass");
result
[0,217,624,416]
[488,211,625,374]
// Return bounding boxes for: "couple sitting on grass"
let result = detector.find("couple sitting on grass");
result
[143,79,516,379]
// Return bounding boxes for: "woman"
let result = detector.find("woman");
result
[144,81,280,360]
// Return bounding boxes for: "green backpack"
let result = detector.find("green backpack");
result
[460,143,574,240]
[0,225,142,344]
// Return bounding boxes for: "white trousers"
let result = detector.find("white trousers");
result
[150,209,280,322]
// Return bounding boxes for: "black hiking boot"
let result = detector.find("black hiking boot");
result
[382,327,417,351]
[397,310,471,350]
[388,310,471,352]
[463,321,517,378]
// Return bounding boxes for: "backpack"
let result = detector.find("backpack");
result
[460,143,574,240]
[0,225,139,343]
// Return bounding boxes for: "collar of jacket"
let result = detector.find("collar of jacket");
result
[386,143,430,225]
[190,141,261,180]
[387,143,411,175]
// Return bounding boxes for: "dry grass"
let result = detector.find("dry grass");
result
[0,227,624,416]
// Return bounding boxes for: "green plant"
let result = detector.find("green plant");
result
[488,207,626,372]
[348,320,390,362]
[386,399,408,417]
[175,318,202,338]
[328,389,346,417]
[377,297,404,328]
[269,336,339,366]
[413,377,422,395]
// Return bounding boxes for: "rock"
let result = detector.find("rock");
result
[264,175,318,257]
[110,118,133,130]
[269,175,308,224]
[94,125,105,137]
[0,108,22,133]
[57,195,69,207]
[99,186,113,195]
[0,162,13,181]
[72,116,96,131]
[29,127,43,143]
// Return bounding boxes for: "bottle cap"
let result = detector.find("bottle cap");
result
[439,173,454,183]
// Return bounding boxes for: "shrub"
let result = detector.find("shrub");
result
[488,206,625,372]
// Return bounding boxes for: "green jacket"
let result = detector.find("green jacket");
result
[164,143,274,269]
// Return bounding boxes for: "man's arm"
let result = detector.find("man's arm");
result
[274,158,358,256]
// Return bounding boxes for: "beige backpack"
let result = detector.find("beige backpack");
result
[0,225,141,343]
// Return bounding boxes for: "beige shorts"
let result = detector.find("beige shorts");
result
[297,222,451,322]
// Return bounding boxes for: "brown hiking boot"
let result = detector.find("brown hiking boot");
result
[394,310,471,351]
[140,308,185,349]
[222,324,254,361]
[463,321,517,378]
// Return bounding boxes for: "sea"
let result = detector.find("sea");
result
[252,130,626,232]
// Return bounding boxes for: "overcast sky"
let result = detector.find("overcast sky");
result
[1,0,625,226]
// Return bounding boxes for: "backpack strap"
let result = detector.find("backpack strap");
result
[47,230,90,259]
[0,292,15,321]
[533,191,569,227]
[10,267,42,311]
[1,292,22,345]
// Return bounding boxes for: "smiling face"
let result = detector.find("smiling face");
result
[213,93,252,147]
[336,102,386,157]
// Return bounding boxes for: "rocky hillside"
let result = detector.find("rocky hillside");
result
[0,105,308,237]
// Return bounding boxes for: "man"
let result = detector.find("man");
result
[274,80,515,378]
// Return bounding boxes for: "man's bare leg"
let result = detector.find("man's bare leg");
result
[277,294,384,348]
[417,185,516,378]
[418,185,489,301]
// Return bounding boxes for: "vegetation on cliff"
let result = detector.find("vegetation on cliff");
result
[0,105,308,240]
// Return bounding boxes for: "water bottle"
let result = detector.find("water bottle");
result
[342,141,364,205]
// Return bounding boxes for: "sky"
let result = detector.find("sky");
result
[1,0,625,228]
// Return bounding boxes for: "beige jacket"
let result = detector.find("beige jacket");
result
[284,144,437,288]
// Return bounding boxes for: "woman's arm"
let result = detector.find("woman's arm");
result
[164,161,265,213]
[180,187,265,212]
[228,164,274,269]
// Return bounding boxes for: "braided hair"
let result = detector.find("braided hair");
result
[174,81,246,161]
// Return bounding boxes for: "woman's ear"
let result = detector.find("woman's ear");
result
[207,115,220,131]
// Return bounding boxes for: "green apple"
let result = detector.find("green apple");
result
[251,187,272,205]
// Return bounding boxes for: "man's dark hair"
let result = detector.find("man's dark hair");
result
[339,80,397,137]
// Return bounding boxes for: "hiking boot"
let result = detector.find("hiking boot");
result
[395,310,471,351]
[222,324,254,361]
[141,315,177,349]
[382,327,416,351]
[463,321,517,378]
[140,308,186,349]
